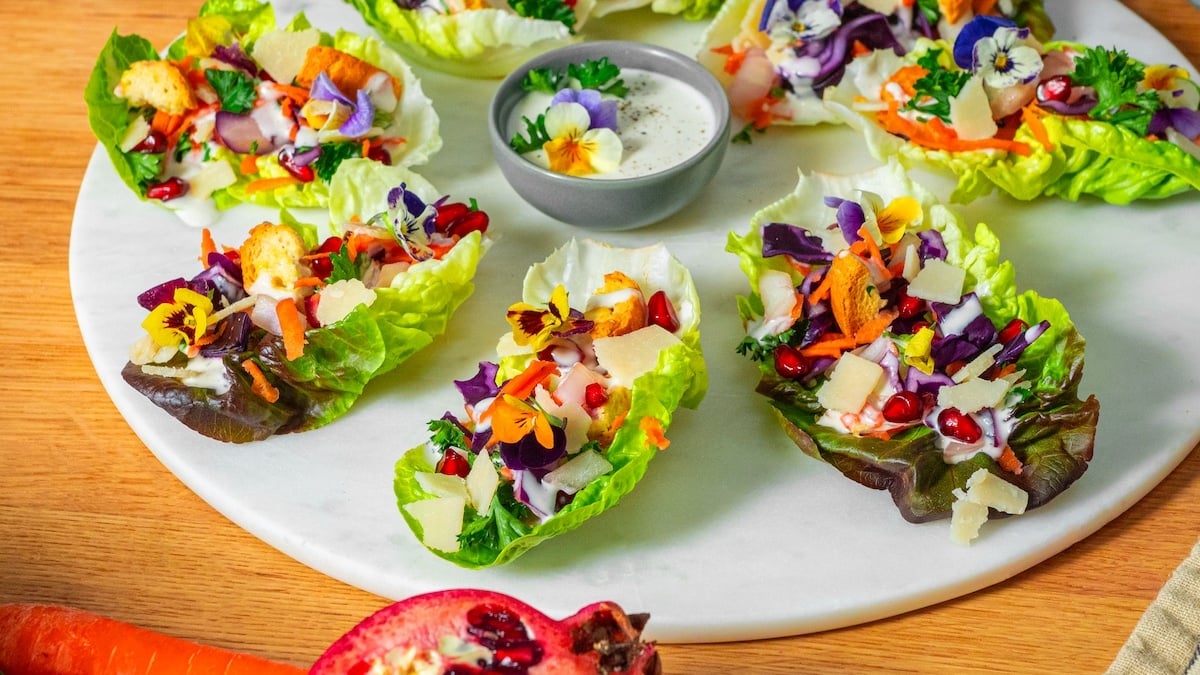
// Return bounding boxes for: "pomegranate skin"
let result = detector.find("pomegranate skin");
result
[310,589,661,675]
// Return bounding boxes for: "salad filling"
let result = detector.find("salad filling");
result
[86,0,441,225]
[728,161,1098,542]
[123,161,489,443]
[395,239,707,567]
[697,0,1054,132]
[825,14,1200,202]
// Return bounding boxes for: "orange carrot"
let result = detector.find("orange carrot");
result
[799,335,857,359]
[710,44,746,75]
[1021,103,1054,152]
[807,268,835,306]
[0,604,306,675]
[150,109,185,138]
[997,446,1024,474]
[853,310,898,345]
[199,227,217,264]
[244,176,301,194]
[275,297,307,361]
[876,103,1033,156]
[851,228,890,280]
[239,153,260,175]
[294,276,326,288]
[640,417,670,450]
[361,138,372,159]
[271,83,311,106]
[241,360,280,403]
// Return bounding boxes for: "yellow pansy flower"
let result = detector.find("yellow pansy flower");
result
[142,287,213,348]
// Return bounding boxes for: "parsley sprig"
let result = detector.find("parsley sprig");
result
[521,57,628,98]
[204,68,257,114]
[324,239,368,283]
[509,0,577,32]
[903,49,971,123]
[509,115,551,154]
[736,328,799,362]
[1070,45,1162,136]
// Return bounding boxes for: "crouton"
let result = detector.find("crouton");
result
[586,272,647,338]
[239,222,309,298]
[294,45,401,98]
[117,60,197,116]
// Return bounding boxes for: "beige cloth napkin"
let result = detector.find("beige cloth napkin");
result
[1108,538,1200,674]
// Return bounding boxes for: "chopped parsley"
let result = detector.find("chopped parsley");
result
[324,239,367,283]
[1070,45,1162,136]
[522,57,628,97]
[509,114,551,154]
[204,68,257,114]
[311,141,363,183]
[427,418,467,453]
[509,0,576,32]
[736,327,799,362]
[904,49,971,123]
[128,151,164,189]
[457,486,533,552]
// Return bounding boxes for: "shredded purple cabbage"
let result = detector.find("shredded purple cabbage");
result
[199,311,251,357]
[917,230,947,260]
[995,319,1050,364]
[454,362,501,406]
[211,44,259,77]
[762,222,835,264]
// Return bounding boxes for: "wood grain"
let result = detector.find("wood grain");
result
[0,1,1196,672]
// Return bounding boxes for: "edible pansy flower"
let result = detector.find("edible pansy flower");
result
[951,15,1015,69]
[375,182,436,261]
[764,0,843,44]
[142,287,213,348]
[542,102,623,176]
[862,192,922,245]
[971,26,1042,89]
[550,88,618,131]
[1141,64,1200,110]
[506,284,591,351]
[489,394,559,449]
[304,72,375,138]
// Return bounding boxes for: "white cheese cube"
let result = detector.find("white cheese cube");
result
[250,29,322,86]
[414,471,468,500]
[404,496,466,553]
[952,344,1002,383]
[937,377,1010,413]
[950,489,990,545]
[466,450,500,517]
[907,258,966,304]
[816,352,884,413]
[949,76,1000,141]
[966,468,1028,515]
[593,324,681,388]
[543,450,614,493]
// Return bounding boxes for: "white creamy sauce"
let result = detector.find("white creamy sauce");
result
[508,68,717,179]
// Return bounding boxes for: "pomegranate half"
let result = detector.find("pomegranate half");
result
[311,589,661,674]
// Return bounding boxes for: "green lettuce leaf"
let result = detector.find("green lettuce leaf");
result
[727,161,1098,522]
[396,239,707,567]
[824,42,1200,204]
[122,162,487,443]
[343,0,582,78]
[85,0,441,219]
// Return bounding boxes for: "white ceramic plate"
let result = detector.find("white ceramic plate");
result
[71,0,1200,642]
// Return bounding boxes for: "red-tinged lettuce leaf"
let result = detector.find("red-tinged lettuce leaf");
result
[758,328,1098,522]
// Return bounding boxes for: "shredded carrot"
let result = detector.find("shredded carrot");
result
[1021,103,1054,152]
[997,446,1024,474]
[239,154,260,175]
[799,335,857,359]
[244,176,301,194]
[710,44,746,75]
[886,65,928,98]
[864,428,895,441]
[0,604,305,675]
[851,40,872,58]
[807,269,834,306]
[275,298,307,361]
[973,0,998,15]
[640,417,670,450]
[876,102,1033,156]
[851,228,891,280]
[853,310,898,344]
[241,360,281,403]
[362,139,372,159]
[271,83,311,106]
[294,276,326,288]
[199,228,217,264]
[150,109,185,138]
[610,412,627,432]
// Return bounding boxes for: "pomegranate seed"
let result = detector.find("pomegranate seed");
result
[584,383,608,409]
[1036,74,1073,104]
[896,287,925,319]
[773,344,812,380]
[938,408,983,443]
[278,147,315,182]
[646,290,680,333]
[435,202,472,230]
[303,294,321,327]
[131,130,168,153]
[910,320,930,334]
[309,236,344,279]
[998,317,1028,343]
[366,145,392,165]
[447,210,490,237]
[436,450,471,478]
[146,177,188,201]
[493,641,544,668]
[881,391,923,423]
[466,604,529,641]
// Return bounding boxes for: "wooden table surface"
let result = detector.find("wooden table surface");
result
[1,1,1197,672]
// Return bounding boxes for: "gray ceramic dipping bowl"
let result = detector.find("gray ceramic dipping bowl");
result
[488,40,731,231]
